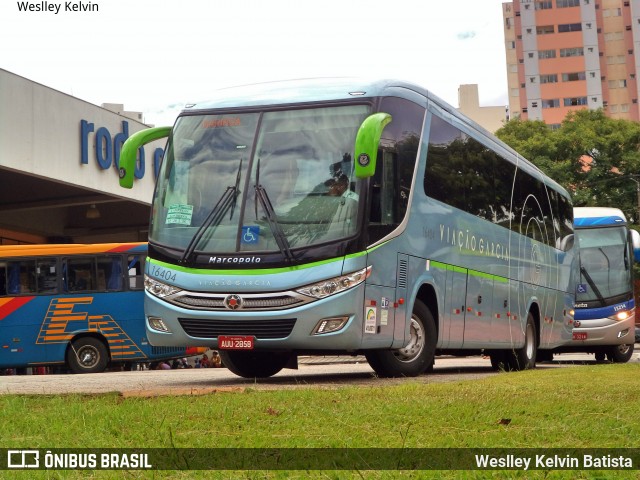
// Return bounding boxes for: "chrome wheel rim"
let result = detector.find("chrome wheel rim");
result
[525,322,535,360]
[617,344,631,355]
[76,345,99,369]
[394,317,425,363]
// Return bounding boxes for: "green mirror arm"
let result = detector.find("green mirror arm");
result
[354,113,392,179]
[118,126,171,188]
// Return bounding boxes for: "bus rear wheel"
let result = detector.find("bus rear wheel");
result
[218,350,291,378]
[488,350,508,371]
[365,299,436,378]
[66,337,109,374]
[607,343,634,363]
[505,313,537,371]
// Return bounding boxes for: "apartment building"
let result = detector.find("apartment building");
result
[503,0,640,126]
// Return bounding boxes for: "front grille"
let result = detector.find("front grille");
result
[178,318,296,339]
[167,291,311,311]
[173,294,306,310]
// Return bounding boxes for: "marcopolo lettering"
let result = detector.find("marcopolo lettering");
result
[209,256,262,264]
[80,120,164,181]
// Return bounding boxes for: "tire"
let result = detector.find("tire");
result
[488,350,508,371]
[505,313,537,371]
[607,343,634,363]
[66,337,109,374]
[536,349,553,363]
[218,350,291,378]
[365,299,436,378]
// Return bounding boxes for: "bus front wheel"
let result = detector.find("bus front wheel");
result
[365,299,436,378]
[66,337,109,374]
[218,350,291,378]
[607,343,634,363]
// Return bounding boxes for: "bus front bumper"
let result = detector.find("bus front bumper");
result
[569,315,635,346]
[142,285,373,352]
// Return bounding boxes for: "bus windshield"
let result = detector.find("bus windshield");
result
[576,226,631,303]
[150,104,370,258]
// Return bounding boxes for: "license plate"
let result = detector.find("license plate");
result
[218,335,254,350]
[573,332,588,341]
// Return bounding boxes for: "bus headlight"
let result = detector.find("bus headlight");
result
[145,275,182,298]
[296,266,371,299]
[608,308,634,322]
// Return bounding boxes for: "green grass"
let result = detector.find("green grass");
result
[2,363,639,479]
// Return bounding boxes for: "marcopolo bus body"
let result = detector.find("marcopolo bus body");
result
[559,207,640,362]
[119,78,577,378]
[0,243,193,373]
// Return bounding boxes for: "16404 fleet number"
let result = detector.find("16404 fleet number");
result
[150,265,177,282]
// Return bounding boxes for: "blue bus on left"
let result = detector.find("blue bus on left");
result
[0,243,191,373]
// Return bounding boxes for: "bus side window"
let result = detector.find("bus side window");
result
[65,258,96,292]
[97,255,123,291]
[127,255,144,290]
[0,264,6,296]
[7,261,36,294]
[36,258,58,294]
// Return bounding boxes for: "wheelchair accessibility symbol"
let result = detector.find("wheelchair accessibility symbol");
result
[577,284,588,294]
[241,226,260,244]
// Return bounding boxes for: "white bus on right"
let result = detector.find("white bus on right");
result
[555,207,640,362]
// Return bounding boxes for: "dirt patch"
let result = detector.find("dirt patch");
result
[121,386,245,398]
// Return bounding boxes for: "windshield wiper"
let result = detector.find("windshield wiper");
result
[580,265,606,307]
[255,183,294,263]
[180,158,243,264]
[252,157,294,263]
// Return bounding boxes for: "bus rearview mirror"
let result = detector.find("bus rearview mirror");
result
[119,126,172,188]
[354,113,392,179]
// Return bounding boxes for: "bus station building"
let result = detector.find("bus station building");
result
[0,68,161,245]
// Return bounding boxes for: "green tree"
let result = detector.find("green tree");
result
[496,109,640,223]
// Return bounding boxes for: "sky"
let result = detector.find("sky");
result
[1,0,509,126]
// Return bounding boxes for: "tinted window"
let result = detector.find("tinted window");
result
[424,112,571,249]
[424,115,468,211]
[424,114,516,227]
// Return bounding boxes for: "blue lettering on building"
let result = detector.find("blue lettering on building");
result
[80,120,164,182]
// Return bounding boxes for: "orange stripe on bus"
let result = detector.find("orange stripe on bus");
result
[55,298,93,304]
[43,335,74,341]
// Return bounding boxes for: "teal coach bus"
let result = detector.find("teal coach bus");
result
[119,78,577,378]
